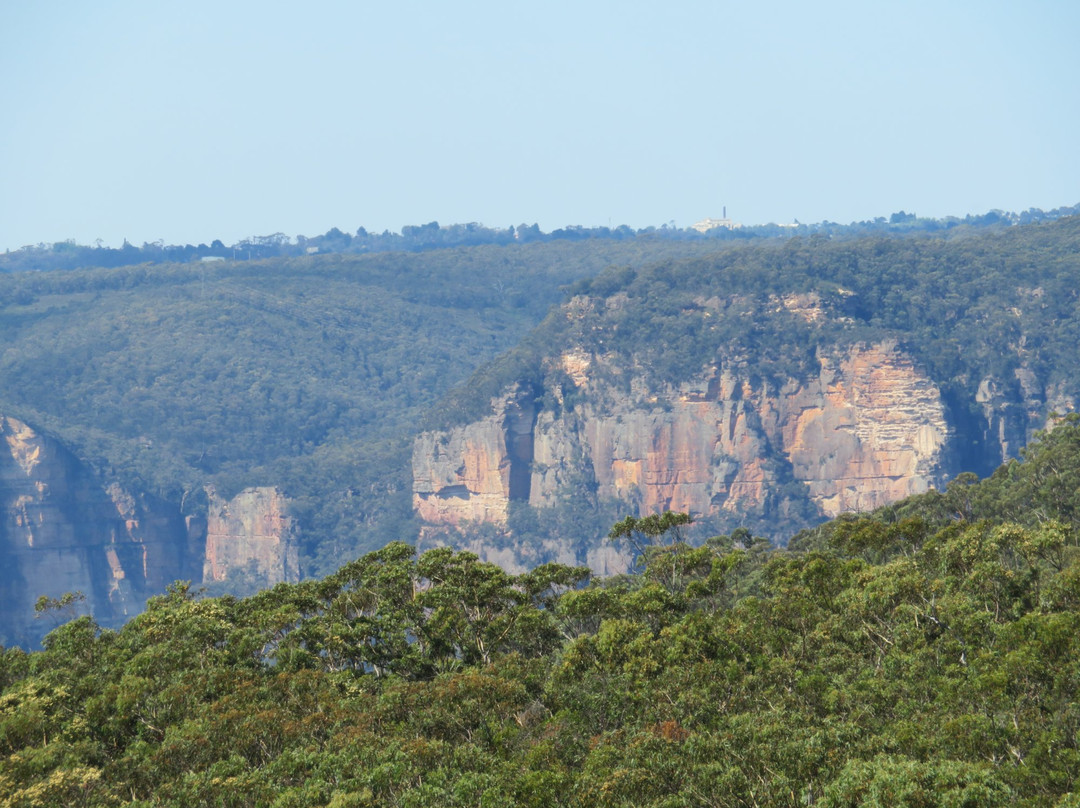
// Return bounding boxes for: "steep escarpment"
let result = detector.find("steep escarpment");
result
[203,486,299,589]
[5,217,1080,638]
[414,221,1080,568]
[413,389,538,527]
[0,416,195,646]
[414,341,949,568]
[774,342,948,515]
[0,415,299,647]
[0,238,738,587]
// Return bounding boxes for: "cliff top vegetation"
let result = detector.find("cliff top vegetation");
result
[436,216,1080,445]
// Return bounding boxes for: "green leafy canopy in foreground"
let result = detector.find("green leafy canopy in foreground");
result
[5,419,1080,806]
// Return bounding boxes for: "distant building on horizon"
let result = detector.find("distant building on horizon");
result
[691,206,741,233]
[690,216,741,233]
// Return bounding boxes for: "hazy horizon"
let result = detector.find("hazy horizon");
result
[3,1,1077,252]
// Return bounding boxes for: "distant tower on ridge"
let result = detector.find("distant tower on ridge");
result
[690,205,740,234]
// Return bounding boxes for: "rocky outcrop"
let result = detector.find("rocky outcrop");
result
[0,417,303,647]
[413,390,538,527]
[973,361,1070,466]
[774,343,948,515]
[0,416,195,647]
[412,342,950,553]
[203,486,299,587]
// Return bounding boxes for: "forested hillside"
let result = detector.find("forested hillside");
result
[0,238,727,577]
[441,216,1080,437]
[3,417,1080,806]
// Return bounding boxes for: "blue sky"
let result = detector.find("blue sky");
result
[2,1,1077,251]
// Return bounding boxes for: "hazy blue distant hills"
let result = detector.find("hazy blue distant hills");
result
[0,237,733,577]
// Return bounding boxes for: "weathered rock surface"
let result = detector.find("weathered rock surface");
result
[0,416,301,647]
[413,390,538,527]
[0,416,195,647]
[203,486,299,587]
[775,342,948,516]
[412,341,950,568]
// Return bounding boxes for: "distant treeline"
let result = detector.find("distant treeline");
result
[4,203,1078,274]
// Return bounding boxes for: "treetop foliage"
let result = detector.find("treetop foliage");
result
[6,418,1080,805]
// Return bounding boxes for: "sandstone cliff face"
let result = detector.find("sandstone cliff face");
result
[0,416,194,647]
[773,343,948,515]
[412,341,950,566]
[0,416,304,647]
[203,486,299,587]
[973,361,1069,466]
[413,390,537,527]
[538,346,947,520]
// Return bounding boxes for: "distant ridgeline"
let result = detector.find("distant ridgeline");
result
[2,202,1078,273]
[0,213,1079,646]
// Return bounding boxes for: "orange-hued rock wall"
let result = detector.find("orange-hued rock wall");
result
[412,391,537,526]
[412,341,950,537]
[203,486,299,586]
[770,343,948,515]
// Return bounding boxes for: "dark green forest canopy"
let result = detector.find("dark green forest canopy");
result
[4,419,1080,806]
